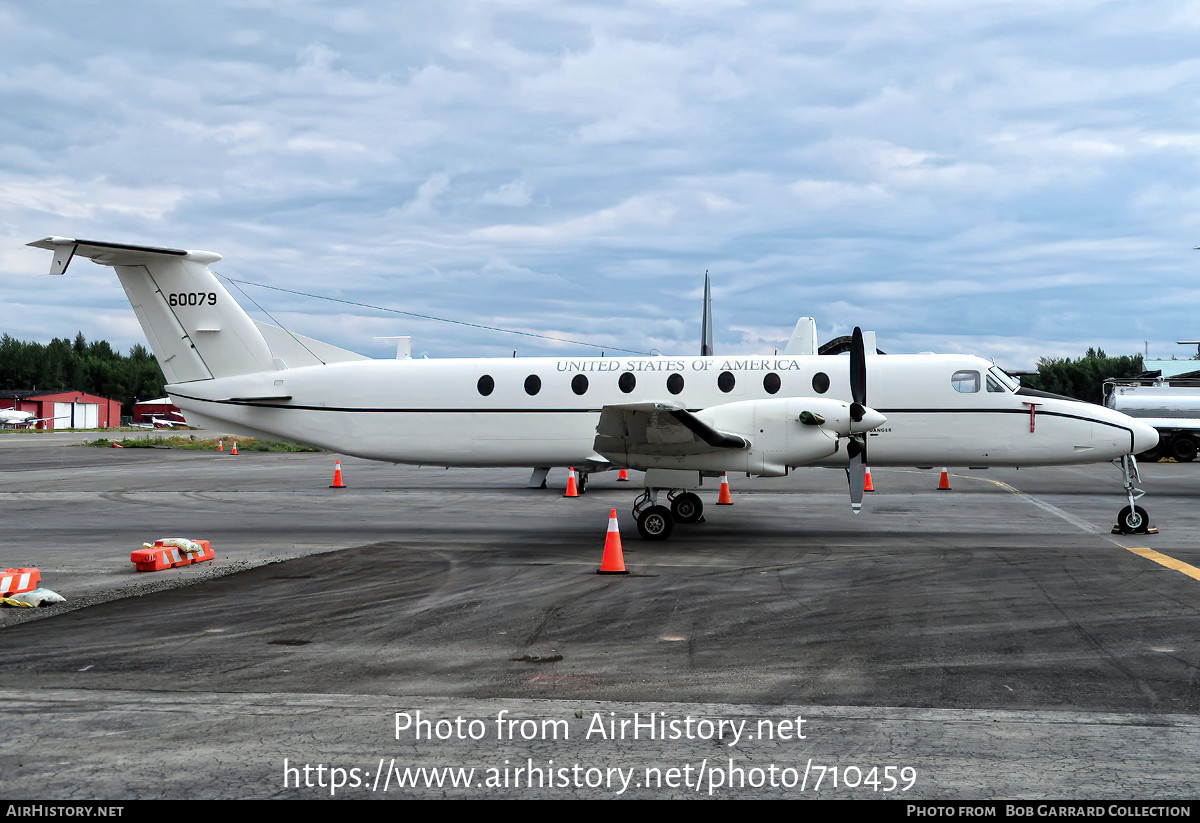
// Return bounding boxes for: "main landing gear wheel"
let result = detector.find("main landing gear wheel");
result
[576,472,589,493]
[637,505,674,541]
[670,492,704,524]
[1117,505,1150,535]
[1172,436,1197,463]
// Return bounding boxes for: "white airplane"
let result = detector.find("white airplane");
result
[0,408,62,428]
[130,414,185,430]
[29,236,1160,539]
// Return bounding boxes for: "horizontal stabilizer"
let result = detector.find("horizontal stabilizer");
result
[28,237,218,275]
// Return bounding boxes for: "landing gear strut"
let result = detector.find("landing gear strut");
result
[1113,455,1154,535]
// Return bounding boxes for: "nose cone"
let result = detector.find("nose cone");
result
[858,406,887,431]
[1131,420,1159,455]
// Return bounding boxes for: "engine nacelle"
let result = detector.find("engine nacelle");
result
[621,397,869,477]
[697,397,851,475]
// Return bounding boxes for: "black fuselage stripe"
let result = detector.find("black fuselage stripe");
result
[171,392,1135,451]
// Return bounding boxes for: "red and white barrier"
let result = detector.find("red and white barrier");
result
[131,540,214,572]
[0,568,40,596]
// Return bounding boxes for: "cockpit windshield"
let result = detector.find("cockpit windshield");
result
[987,367,1019,393]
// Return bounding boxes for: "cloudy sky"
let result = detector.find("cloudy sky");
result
[2,0,1199,368]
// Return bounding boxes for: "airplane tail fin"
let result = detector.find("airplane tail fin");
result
[28,237,366,382]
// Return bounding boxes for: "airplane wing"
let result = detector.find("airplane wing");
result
[593,402,749,461]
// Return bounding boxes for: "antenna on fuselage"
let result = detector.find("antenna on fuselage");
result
[700,270,713,356]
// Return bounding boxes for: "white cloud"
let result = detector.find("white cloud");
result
[0,177,185,221]
[480,181,533,207]
[395,173,451,218]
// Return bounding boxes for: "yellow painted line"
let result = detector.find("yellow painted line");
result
[936,472,1200,584]
[1123,547,1200,582]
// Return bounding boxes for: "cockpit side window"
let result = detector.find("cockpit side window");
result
[986,374,1005,393]
[951,369,981,393]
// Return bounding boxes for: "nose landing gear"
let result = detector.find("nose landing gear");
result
[1113,455,1156,535]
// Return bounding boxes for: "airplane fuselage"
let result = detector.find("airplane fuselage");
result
[166,352,1153,470]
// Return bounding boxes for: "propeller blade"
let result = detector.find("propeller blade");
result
[846,453,866,514]
[847,435,865,459]
[850,326,867,408]
[847,327,870,513]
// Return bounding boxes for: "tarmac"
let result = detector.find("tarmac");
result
[1,435,1199,799]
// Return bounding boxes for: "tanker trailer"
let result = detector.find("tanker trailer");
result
[1105,376,1200,462]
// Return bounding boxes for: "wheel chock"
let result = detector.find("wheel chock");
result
[0,568,41,597]
[1111,525,1159,536]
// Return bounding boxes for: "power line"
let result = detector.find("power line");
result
[214,273,650,356]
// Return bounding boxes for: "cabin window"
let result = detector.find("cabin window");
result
[571,374,589,395]
[619,372,636,393]
[764,372,781,395]
[812,372,829,394]
[717,371,735,393]
[524,374,542,395]
[477,375,494,396]
[667,373,684,394]
[951,370,980,393]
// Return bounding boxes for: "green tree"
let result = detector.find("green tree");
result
[1023,348,1144,404]
[0,333,166,416]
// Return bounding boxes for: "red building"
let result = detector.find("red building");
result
[0,390,121,429]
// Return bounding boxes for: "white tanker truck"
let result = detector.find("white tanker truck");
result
[1104,375,1200,462]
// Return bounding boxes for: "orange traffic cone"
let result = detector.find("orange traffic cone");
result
[938,468,951,490]
[217,439,223,452]
[717,472,733,505]
[111,441,123,449]
[617,468,629,481]
[231,441,239,455]
[864,467,875,492]
[563,467,579,498]
[596,509,629,575]
[329,459,346,489]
